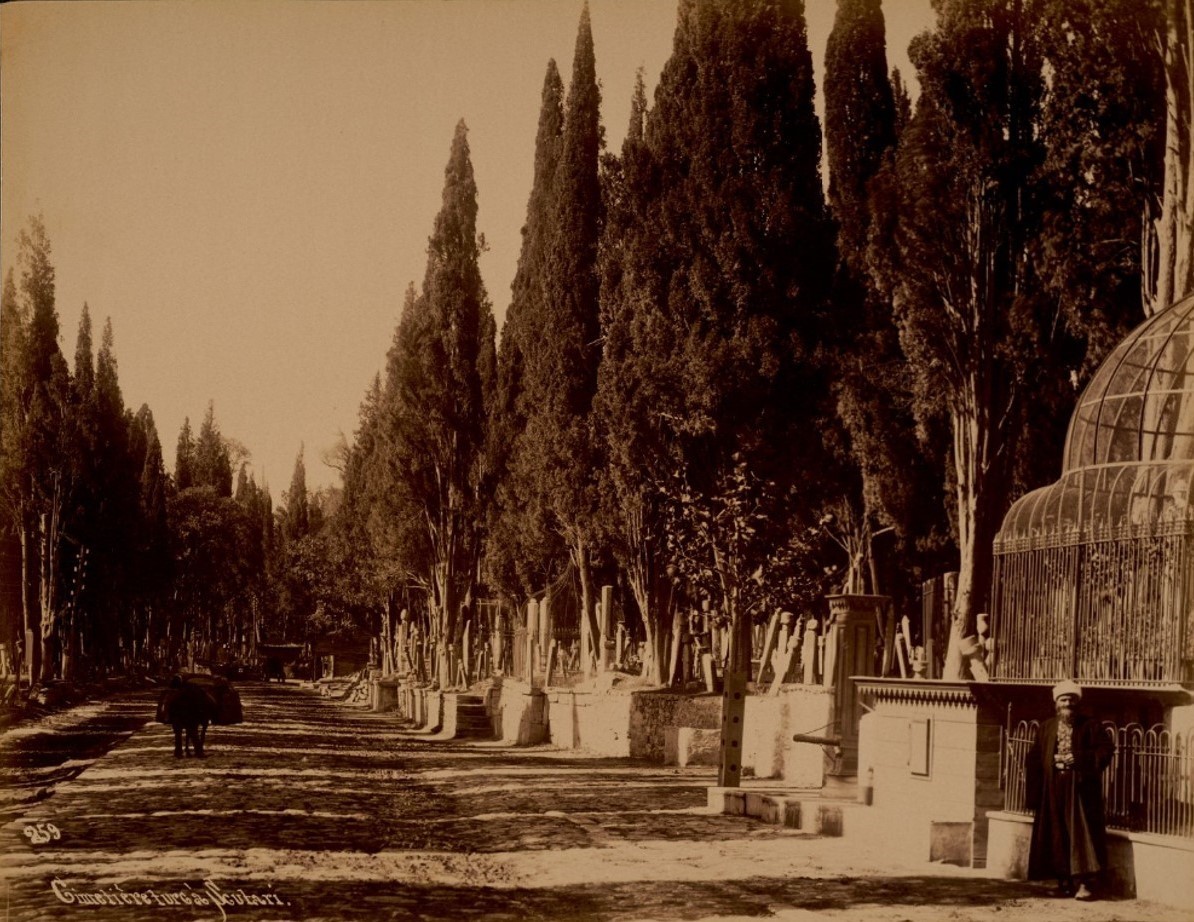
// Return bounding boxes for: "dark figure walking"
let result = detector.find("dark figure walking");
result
[1025,680,1114,900]
[160,675,215,758]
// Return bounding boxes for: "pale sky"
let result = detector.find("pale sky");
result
[1,0,933,495]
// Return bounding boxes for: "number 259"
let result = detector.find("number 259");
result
[23,823,60,845]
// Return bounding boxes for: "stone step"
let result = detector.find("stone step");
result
[707,785,865,837]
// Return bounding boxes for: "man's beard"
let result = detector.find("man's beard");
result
[1057,705,1075,724]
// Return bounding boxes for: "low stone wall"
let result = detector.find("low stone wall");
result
[627,691,721,761]
[987,811,1194,909]
[545,689,634,756]
[745,686,833,785]
[543,684,829,783]
[484,678,548,744]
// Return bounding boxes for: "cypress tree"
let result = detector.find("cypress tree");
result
[486,59,565,601]
[599,0,835,681]
[821,0,948,602]
[378,121,494,687]
[193,402,232,496]
[511,4,606,661]
[175,418,195,491]
[282,447,310,545]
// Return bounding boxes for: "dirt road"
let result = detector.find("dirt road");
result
[1,683,1182,922]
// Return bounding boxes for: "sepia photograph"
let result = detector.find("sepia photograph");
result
[1,0,1192,920]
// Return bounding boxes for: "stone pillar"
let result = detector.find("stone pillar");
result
[802,618,819,684]
[600,585,613,672]
[525,598,538,686]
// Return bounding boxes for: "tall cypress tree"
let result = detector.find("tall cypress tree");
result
[486,59,565,601]
[595,67,672,681]
[0,271,25,672]
[1036,0,1164,360]
[12,217,75,683]
[193,402,232,496]
[378,121,494,687]
[598,0,834,676]
[511,4,606,661]
[822,0,947,601]
[130,404,171,665]
[282,447,310,545]
[87,318,139,673]
[175,418,195,491]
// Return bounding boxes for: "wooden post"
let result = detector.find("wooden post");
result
[717,612,752,787]
[525,599,538,686]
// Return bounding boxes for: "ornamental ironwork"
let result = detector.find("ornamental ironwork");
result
[992,295,1194,685]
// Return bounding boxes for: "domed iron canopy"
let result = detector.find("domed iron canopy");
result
[992,294,1194,686]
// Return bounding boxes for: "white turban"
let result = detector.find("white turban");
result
[1052,680,1082,701]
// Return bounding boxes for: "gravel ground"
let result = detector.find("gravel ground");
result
[0,683,1185,922]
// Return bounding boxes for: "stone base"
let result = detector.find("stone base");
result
[987,811,1194,910]
[707,785,851,836]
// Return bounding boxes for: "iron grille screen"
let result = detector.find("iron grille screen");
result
[1004,719,1194,839]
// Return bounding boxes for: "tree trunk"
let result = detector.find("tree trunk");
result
[37,512,60,685]
[571,530,599,678]
[1146,0,1193,314]
[18,524,37,686]
[942,389,1000,681]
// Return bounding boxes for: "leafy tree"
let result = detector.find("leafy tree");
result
[878,0,1045,678]
[167,488,262,668]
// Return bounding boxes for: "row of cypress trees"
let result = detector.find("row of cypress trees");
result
[326,0,1190,687]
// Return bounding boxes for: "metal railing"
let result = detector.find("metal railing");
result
[1004,719,1194,838]
[992,525,1193,683]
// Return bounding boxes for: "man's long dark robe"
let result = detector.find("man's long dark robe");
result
[1025,713,1114,880]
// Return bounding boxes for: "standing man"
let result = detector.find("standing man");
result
[1025,680,1114,900]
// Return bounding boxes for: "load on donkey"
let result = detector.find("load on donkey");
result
[156,673,243,758]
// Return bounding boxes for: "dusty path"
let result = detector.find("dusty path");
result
[1,683,1183,922]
